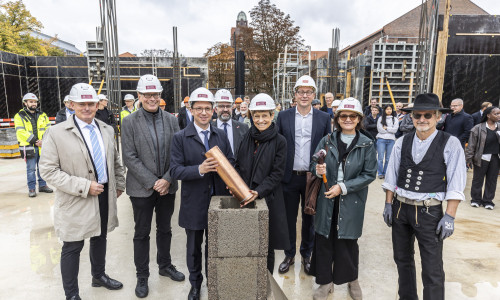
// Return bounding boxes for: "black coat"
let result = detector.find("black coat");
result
[235,125,290,250]
[363,114,379,140]
[55,108,67,124]
[170,122,233,230]
[471,111,482,126]
[443,110,474,147]
[177,106,191,130]
[95,107,116,126]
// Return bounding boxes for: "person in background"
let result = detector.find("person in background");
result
[311,97,377,300]
[320,92,334,116]
[395,102,405,121]
[178,97,192,130]
[312,99,322,110]
[398,103,415,136]
[55,95,74,123]
[363,98,381,117]
[273,102,282,122]
[244,95,251,106]
[235,93,289,274]
[14,93,53,197]
[159,99,166,111]
[443,98,473,149]
[120,94,136,123]
[290,98,297,108]
[376,105,399,179]
[363,106,381,140]
[95,94,117,127]
[232,97,243,121]
[471,101,492,126]
[238,102,251,127]
[465,106,500,210]
[276,103,282,112]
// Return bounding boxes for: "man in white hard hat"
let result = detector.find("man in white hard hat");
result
[211,89,249,157]
[120,94,136,123]
[276,75,331,275]
[39,83,126,300]
[14,93,53,197]
[170,87,234,300]
[56,95,75,123]
[121,74,185,298]
[95,94,116,127]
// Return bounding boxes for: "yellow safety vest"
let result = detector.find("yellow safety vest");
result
[14,108,51,149]
[120,107,136,123]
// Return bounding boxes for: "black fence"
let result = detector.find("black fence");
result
[0,51,208,118]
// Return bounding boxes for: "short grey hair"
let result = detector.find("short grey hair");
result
[451,98,464,105]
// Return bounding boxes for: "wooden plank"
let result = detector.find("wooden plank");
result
[433,0,451,100]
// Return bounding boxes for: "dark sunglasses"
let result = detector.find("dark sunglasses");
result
[339,114,359,121]
[412,112,435,119]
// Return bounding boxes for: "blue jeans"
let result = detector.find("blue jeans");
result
[26,147,46,190]
[377,139,395,176]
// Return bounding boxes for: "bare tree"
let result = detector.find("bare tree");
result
[140,49,174,57]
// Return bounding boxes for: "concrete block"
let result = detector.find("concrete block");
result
[207,256,268,300]
[208,196,268,258]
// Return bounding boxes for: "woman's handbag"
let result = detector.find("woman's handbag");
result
[304,136,330,215]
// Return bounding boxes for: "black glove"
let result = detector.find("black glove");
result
[383,202,392,227]
[436,213,455,241]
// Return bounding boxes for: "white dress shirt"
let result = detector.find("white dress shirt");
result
[186,109,193,123]
[293,106,313,171]
[74,116,108,183]
[217,119,234,155]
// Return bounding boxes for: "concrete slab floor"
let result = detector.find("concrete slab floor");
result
[0,157,499,299]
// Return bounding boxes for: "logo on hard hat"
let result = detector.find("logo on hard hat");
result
[345,104,355,109]
[146,85,156,90]
[304,80,309,83]
[256,101,266,106]
[81,95,93,99]
[221,96,229,100]
[198,94,208,98]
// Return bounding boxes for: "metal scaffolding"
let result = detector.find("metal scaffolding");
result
[272,47,307,107]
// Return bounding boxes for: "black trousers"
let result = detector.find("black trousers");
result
[130,192,175,278]
[61,184,108,298]
[310,196,359,285]
[185,229,208,289]
[283,173,314,258]
[471,155,499,207]
[392,200,445,300]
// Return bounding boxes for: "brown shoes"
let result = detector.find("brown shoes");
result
[278,256,294,274]
[348,279,363,300]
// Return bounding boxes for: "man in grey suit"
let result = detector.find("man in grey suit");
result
[121,74,185,298]
[211,89,249,157]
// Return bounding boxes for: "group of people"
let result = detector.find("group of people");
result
[11,70,495,300]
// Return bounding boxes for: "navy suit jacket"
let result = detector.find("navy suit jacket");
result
[471,111,482,126]
[170,122,233,230]
[211,119,249,158]
[276,107,331,183]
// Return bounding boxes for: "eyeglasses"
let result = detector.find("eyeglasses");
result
[217,105,232,110]
[296,90,314,96]
[192,107,213,113]
[339,114,359,121]
[140,93,161,99]
[412,113,434,119]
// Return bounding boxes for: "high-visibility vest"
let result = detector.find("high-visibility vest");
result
[120,107,136,123]
[14,108,51,149]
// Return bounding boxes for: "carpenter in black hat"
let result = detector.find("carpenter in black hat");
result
[401,93,452,113]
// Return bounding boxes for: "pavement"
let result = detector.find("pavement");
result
[0,157,499,299]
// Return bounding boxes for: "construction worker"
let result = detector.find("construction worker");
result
[178,96,192,130]
[159,99,166,110]
[120,94,136,122]
[96,94,117,127]
[243,95,250,105]
[14,93,53,197]
[232,97,243,120]
[55,95,74,123]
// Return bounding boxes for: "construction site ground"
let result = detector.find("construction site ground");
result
[1,157,499,299]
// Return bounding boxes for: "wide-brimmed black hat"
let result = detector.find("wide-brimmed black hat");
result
[401,93,452,113]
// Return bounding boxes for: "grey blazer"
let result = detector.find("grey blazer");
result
[211,119,249,158]
[121,108,180,197]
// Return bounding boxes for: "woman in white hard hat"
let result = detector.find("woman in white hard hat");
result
[310,97,377,300]
[235,93,290,274]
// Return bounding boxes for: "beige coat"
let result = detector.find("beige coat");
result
[39,116,125,242]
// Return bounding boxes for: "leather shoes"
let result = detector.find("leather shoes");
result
[39,185,53,193]
[159,264,185,281]
[278,256,294,274]
[28,189,36,197]
[135,277,148,298]
[302,256,312,275]
[91,274,123,290]
[188,286,200,300]
[67,296,81,300]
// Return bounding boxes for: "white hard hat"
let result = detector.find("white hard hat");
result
[124,94,135,101]
[136,74,163,93]
[336,97,363,116]
[294,75,317,92]
[63,95,69,103]
[189,87,214,104]
[22,93,38,102]
[214,89,233,103]
[98,94,108,101]
[68,83,99,103]
[332,100,341,107]
[249,93,276,111]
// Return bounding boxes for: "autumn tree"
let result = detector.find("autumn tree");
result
[0,0,64,56]
[204,42,235,90]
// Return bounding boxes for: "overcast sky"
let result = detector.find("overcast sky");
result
[22,0,499,57]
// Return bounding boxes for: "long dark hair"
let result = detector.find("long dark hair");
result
[480,106,498,123]
[381,104,396,126]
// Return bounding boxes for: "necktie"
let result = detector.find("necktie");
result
[222,122,228,135]
[85,125,106,183]
[201,130,210,151]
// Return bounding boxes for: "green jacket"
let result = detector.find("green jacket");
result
[310,130,377,239]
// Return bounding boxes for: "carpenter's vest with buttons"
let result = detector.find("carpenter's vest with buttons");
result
[397,130,450,193]
[14,108,51,150]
